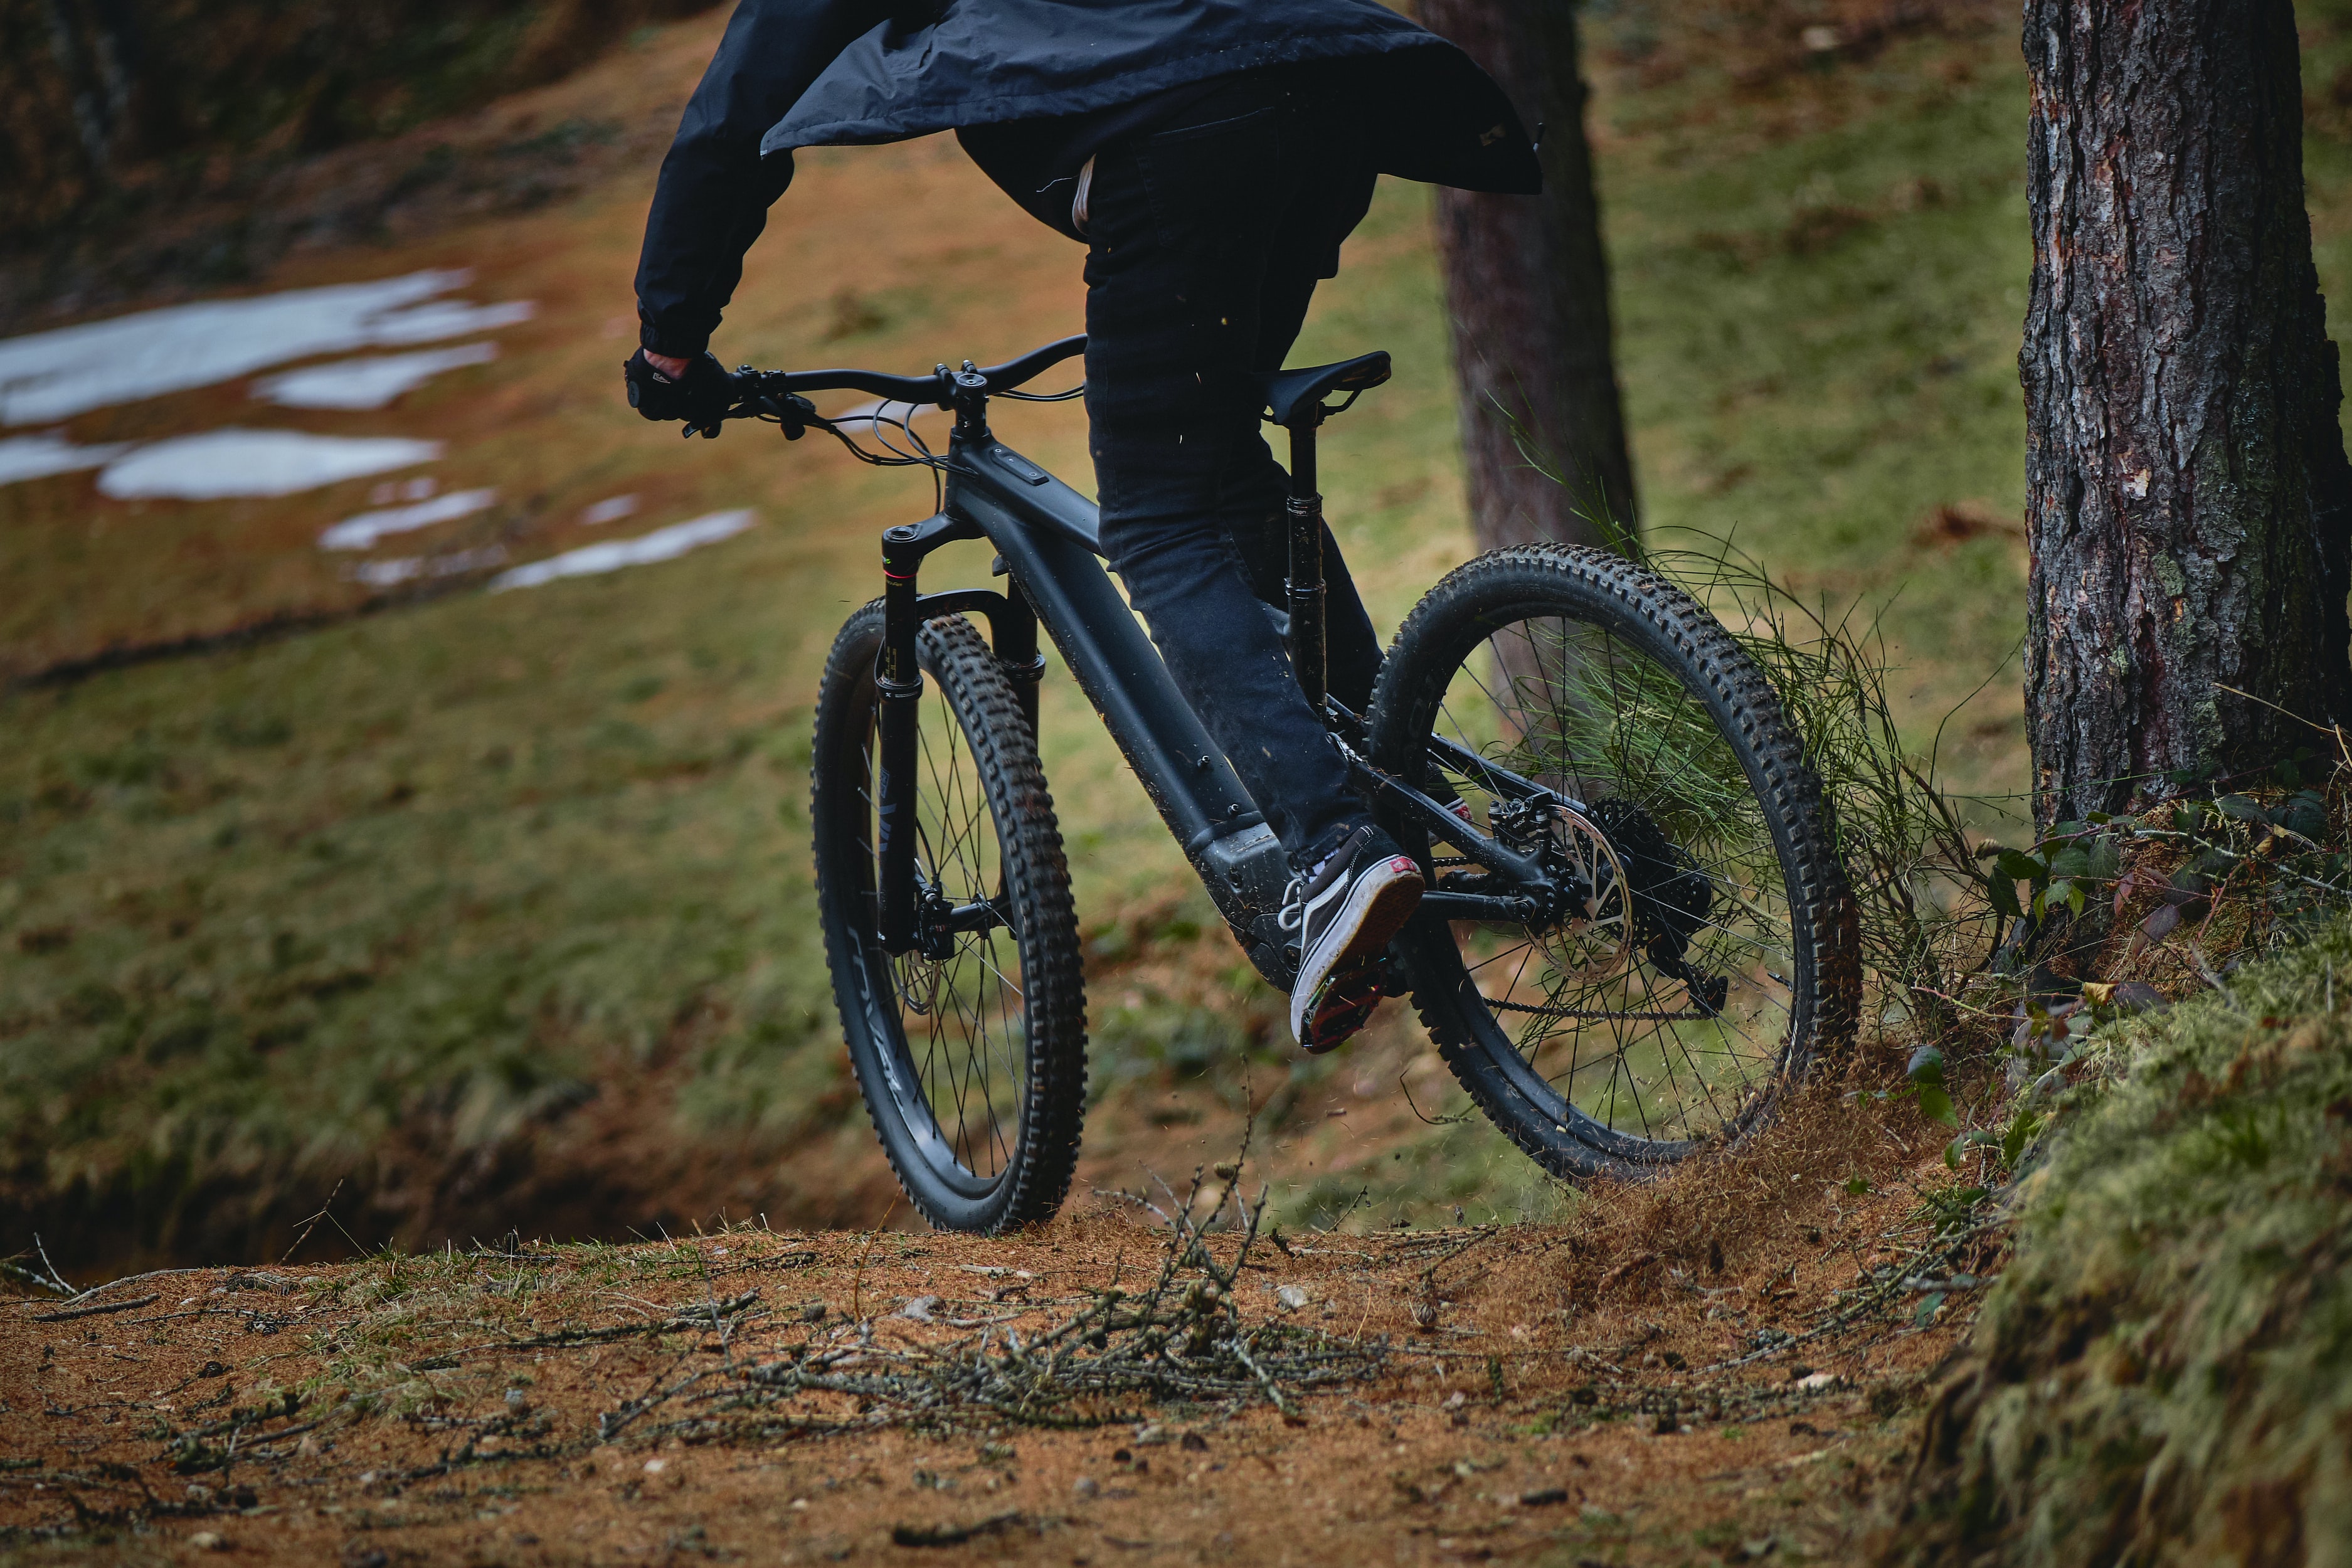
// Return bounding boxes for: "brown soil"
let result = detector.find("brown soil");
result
[2,1101,1971,1566]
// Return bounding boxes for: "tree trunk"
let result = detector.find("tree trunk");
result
[2021,0,2352,827]
[1422,0,1637,552]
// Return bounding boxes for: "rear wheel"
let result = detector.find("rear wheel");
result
[812,604,1086,1231]
[1369,545,1857,1180]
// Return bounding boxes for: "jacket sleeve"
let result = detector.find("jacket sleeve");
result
[634,0,884,358]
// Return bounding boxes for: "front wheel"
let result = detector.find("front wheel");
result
[812,604,1086,1232]
[1369,545,1858,1181]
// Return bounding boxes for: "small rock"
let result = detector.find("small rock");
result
[1073,1476,1100,1500]
[1274,1285,1310,1311]
[1794,1371,1840,1392]
[1739,1535,1779,1561]
[188,1532,227,1551]
[1441,1391,1466,1411]
[800,1301,827,1323]
[1179,1432,1208,1453]
[898,1296,938,1323]
[1515,1488,1569,1508]
[505,1388,529,1411]
[643,1458,667,1475]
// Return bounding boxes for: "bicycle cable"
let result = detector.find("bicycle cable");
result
[734,376,1086,514]
[995,381,1085,403]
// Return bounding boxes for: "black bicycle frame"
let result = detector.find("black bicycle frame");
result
[867,368,1563,985]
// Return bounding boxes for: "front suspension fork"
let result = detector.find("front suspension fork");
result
[876,524,931,953]
[873,508,1031,955]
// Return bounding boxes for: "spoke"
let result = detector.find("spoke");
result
[1425,606,1813,1148]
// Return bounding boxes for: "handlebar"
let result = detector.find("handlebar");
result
[739,332,1087,408]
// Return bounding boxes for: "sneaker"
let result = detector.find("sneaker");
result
[1283,826,1424,1050]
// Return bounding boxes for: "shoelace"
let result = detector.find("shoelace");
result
[1276,874,1307,932]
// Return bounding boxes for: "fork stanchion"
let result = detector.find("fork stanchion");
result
[1283,413,1328,717]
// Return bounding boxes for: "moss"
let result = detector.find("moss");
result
[1895,916,2352,1564]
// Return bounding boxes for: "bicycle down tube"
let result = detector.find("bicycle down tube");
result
[876,422,1303,987]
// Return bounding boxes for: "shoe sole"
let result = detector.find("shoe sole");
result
[1300,956,1386,1055]
[1290,857,1424,1047]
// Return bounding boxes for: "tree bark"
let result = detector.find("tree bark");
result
[1422,0,1638,552]
[2021,0,2352,826]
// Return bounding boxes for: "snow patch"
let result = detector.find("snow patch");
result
[0,431,133,485]
[97,429,443,500]
[579,494,640,526]
[349,545,508,586]
[371,476,439,505]
[253,342,499,410]
[319,487,499,550]
[489,509,757,592]
[0,270,532,426]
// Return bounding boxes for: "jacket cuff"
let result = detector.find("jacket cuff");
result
[638,309,711,359]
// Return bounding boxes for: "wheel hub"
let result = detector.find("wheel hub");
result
[1491,798,1633,979]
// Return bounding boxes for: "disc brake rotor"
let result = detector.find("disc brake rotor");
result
[1533,803,1633,982]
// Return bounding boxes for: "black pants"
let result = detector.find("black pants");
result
[1082,77,1385,869]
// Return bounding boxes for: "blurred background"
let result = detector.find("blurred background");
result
[6,0,2347,1270]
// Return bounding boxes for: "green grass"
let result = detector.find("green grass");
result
[14,10,2352,1254]
[1892,914,2352,1564]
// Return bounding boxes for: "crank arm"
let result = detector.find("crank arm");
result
[1421,890,1542,923]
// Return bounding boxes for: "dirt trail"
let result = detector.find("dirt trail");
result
[3,1101,1971,1565]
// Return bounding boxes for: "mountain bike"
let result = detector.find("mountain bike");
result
[694,334,1858,1234]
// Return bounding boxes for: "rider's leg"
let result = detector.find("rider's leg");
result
[1212,481,1384,716]
[1085,77,1420,1049]
[1231,195,1387,718]
[1081,80,1380,870]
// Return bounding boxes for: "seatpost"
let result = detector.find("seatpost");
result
[1283,410,1328,717]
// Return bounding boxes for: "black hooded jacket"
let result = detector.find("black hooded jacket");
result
[634,0,1540,358]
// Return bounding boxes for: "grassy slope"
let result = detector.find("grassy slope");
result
[1891,916,2352,1564]
[10,4,2348,1261]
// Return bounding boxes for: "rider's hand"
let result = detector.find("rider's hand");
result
[623,347,734,425]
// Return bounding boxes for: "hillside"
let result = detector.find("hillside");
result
[0,0,2074,1273]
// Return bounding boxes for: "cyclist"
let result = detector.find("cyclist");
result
[623,0,1539,1050]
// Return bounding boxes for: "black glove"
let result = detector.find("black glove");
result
[623,349,734,427]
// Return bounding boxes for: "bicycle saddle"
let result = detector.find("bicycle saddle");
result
[1254,351,1391,426]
